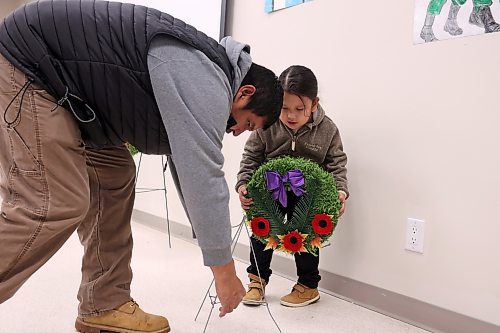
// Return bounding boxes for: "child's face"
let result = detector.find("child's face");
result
[279,92,318,131]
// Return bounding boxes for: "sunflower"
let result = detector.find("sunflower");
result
[311,214,334,235]
[278,231,307,253]
[250,217,271,237]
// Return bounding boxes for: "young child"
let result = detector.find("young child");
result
[236,65,348,307]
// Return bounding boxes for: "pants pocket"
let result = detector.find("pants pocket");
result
[5,165,47,217]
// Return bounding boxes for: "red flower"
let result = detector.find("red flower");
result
[250,217,271,237]
[311,214,334,235]
[279,231,307,253]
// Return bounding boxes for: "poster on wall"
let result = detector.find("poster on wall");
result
[414,0,500,44]
[265,0,313,13]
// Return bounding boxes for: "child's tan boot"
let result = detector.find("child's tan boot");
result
[280,283,320,307]
[242,273,266,305]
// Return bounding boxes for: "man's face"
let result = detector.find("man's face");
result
[226,108,267,136]
[227,85,267,136]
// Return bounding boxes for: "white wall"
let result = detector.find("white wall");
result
[223,0,500,326]
[120,0,224,39]
[2,1,224,39]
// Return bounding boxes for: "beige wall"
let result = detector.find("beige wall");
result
[223,0,500,326]
[0,1,23,18]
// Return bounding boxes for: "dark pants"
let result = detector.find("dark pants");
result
[247,191,321,289]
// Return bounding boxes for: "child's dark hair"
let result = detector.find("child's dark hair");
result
[279,65,318,100]
[240,63,283,129]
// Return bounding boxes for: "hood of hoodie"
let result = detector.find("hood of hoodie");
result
[219,36,252,96]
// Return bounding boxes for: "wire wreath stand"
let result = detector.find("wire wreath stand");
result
[134,153,172,248]
[194,217,282,333]
[134,153,281,331]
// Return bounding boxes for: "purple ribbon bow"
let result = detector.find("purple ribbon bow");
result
[265,169,306,207]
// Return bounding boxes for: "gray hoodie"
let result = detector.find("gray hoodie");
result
[147,35,252,266]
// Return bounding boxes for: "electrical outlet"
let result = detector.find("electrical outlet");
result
[405,218,425,253]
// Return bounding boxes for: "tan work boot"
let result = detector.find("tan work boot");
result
[242,273,266,305]
[280,283,320,307]
[75,301,170,333]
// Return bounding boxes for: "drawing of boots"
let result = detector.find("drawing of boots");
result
[469,8,484,27]
[444,4,463,35]
[477,5,500,32]
[420,13,439,42]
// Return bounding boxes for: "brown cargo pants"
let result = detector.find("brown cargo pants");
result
[0,54,136,316]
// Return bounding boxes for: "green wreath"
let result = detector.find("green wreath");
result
[127,143,139,156]
[245,155,341,256]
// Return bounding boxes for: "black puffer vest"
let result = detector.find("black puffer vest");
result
[0,0,233,154]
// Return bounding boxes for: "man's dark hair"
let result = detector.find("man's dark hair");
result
[240,63,283,129]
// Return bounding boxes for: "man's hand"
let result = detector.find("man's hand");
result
[237,185,253,210]
[210,260,245,317]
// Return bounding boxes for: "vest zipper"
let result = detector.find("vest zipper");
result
[292,136,296,151]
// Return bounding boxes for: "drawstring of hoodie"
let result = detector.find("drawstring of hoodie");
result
[3,78,33,127]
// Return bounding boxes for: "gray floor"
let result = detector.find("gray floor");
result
[0,222,430,333]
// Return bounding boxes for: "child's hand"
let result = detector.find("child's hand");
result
[238,185,253,210]
[338,192,347,217]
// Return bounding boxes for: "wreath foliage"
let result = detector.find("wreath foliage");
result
[246,155,341,255]
[127,143,139,156]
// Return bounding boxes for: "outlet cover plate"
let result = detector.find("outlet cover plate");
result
[405,218,425,253]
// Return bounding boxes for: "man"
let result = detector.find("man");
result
[0,1,283,333]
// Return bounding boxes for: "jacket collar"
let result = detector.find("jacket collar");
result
[309,103,325,128]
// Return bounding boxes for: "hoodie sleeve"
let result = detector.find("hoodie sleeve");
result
[324,125,349,198]
[236,131,266,191]
[148,36,234,267]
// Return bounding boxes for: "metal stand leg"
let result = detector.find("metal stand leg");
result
[135,153,172,248]
[194,217,282,333]
[161,155,171,248]
[245,223,282,332]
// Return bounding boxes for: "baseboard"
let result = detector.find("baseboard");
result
[132,209,499,333]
